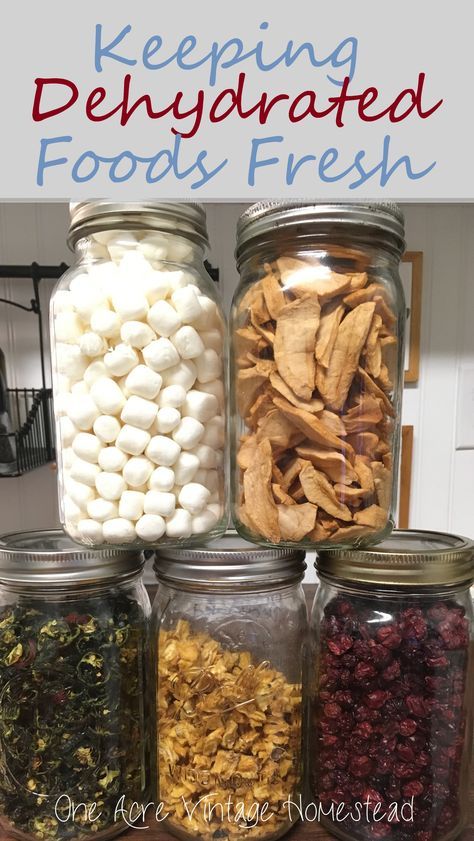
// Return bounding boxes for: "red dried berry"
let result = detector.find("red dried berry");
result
[398,719,417,736]
[377,624,403,649]
[327,634,353,656]
[366,690,389,710]
[349,755,373,778]
[382,660,401,681]
[393,762,416,779]
[405,695,428,718]
[353,721,373,739]
[354,661,377,681]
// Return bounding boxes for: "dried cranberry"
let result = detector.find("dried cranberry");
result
[353,721,373,739]
[377,624,402,649]
[328,634,353,656]
[405,695,428,717]
[323,702,342,720]
[398,719,417,736]
[366,690,389,709]
[349,755,373,778]
[396,743,416,763]
[382,660,401,681]
[369,824,392,839]
[393,762,416,779]
[355,661,377,681]
[400,608,428,641]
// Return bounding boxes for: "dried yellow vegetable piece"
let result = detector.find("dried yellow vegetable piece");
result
[299,460,352,522]
[274,296,320,400]
[243,439,280,542]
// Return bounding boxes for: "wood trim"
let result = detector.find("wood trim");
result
[398,425,414,528]
[402,251,423,384]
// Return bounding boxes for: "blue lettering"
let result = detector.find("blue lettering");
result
[94,24,136,72]
[248,136,283,186]
[37,136,71,186]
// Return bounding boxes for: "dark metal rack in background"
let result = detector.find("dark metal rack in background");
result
[0,263,67,477]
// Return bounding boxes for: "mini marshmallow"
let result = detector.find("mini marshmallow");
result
[70,457,101,487]
[157,384,187,409]
[123,456,154,488]
[166,269,195,291]
[197,379,225,407]
[83,360,108,387]
[112,288,149,322]
[67,395,100,431]
[125,365,162,400]
[96,472,126,501]
[191,443,218,469]
[200,329,222,352]
[70,276,108,320]
[59,416,78,448]
[193,296,221,330]
[145,435,181,467]
[121,395,158,430]
[104,343,139,377]
[160,360,197,390]
[62,448,74,470]
[141,270,173,304]
[142,338,179,372]
[53,290,75,313]
[166,237,194,263]
[136,514,166,542]
[191,507,220,534]
[205,469,219,494]
[118,250,154,282]
[91,377,126,415]
[171,326,204,360]
[93,229,127,246]
[87,498,119,522]
[64,497,84,526]
[106,232,138,260]
[182,390,219,423]
[90,308,121,338]
[201,415,226,448]
[78,519,104,543]
[195,349,222,383]
[144,490,176,518]
[72,432,102,464]
[116,424,151,456]
[138,233,168,262]
[87,261,120,298]
[66,478,96,508]
[173,451,200,485]
[56,392,72,418]
[98,447,128,472]
[171,286,202,323]
[55,311,84,344]
[193,468,208,486]
[172,417,204,450]
[79,332,108,358]
[178,482,211,515]
[165,508,192,538]
[102,518,136,543]
[155,407,181,434]
[71,381,89,397]
[120,321,155,349]
[148,466,175,492]
[119,490,145,521]
[117,375,131,398]
[93,414,121,444]
[147,300,181,337]
[56,345,89,381]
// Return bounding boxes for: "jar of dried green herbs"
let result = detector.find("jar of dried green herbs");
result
[0,530,150,841]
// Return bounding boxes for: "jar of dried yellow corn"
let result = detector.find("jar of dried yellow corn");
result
[152,532,307,841]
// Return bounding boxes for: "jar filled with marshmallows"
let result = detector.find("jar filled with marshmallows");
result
[51,202,227,548]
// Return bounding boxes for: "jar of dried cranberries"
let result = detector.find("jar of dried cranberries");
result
[309,529,474,841]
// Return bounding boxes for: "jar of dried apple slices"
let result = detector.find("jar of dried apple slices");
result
[231,202,406,549]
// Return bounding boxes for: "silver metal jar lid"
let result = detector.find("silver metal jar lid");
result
[236,201,406,265]
[316,529,474,588]
[0,530,144,586]
[68,201,209,249]
[154,531,306,590]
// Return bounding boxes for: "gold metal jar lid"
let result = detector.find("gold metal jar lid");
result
[316,529,474,588]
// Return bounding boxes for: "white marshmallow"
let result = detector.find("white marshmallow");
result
[145,436,181,467]
[172,417,204,450]
[62,447,74,470]
[93,415,121,444]
[200,329,222,353]
[166,238,194,263]
[192,507,220,534]
[112,288,149,322]
[147,300,181,337]
[56,345,89,381]
[157,384,187,409]
[104,343,139,377]
[55,311,84,344]
[66,478,96,508]
[123,456,154,488]
[118,250,154,282]
[98,447,128,472]
[59,416,78,448]
[197,379,225,407]
[144,490,176,518]
[57,374,71,394]
[155,407,181,434]
[161,360,197,390]
[67,395,100,431]
[85,242,109,261]
[195,349,222,383]
[121,395,158,430]
[64,497,84,526]
[208,503,222,519]
[125,365,162,400]
[116,425,151,456]
[142,338,179,372]
[70,276,108,320]
[71,381,89,397]
[178,482,211,515]
[182,390,219,423]
[173,451,200,485]
[90,377,126,415]
[95,472,126,501]
[166,509,192,538]
[93,229,125,246]
[79,332,108,358]
[138,233,168,262]
[119,490,145,521]
[90,308,121,338]
[54,290,75,313]
[78,519,104,543]
[87,498,119,522]
[55,392,72,418]
[171,286,202,323]
[83,360,108,387]
[191,443,218,469]
[205,469,219,494]
[200,415,226,448]
[87,260,120,297]
[120,321,155,349]
[117,375,131,398]
[72,432,103,464]
[148,466,175,492]
[106,233,138,260]
[70,458,101,487]
[193,468,208,486]
[141,270,173,304]
[136,514,166,542]
[193,296,221,330]
[171,326,204,360]
[102,518,136,543]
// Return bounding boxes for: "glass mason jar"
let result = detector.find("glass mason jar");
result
[151,532,308,841]
[231,202,406,549]
[50,201,227,549]
[309,530,474,841]
[0,529,150,841]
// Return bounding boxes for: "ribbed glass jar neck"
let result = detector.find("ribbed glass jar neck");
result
[0,572,143,599]
[316,572,471,601]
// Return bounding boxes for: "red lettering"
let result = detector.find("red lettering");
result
[32,78,78,121]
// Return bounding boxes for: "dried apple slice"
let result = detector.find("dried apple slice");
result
[278,503,317,540]
[354,504,387,529]
[273,396,354,461]
[270,371,324,414]
[261,272,286,319]
[295,445,357,485]
[242,439,280,542]
[315,300,345,368]
[299,460,352,522]
[274,296,320,400]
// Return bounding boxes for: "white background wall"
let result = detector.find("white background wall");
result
[0,203,472,571]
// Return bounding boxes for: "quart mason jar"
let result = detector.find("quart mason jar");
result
[152,532,308,841]
[309,530,474,841]
[231,202,406,549]
[0,529,150,841]
[50,201,227,549]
